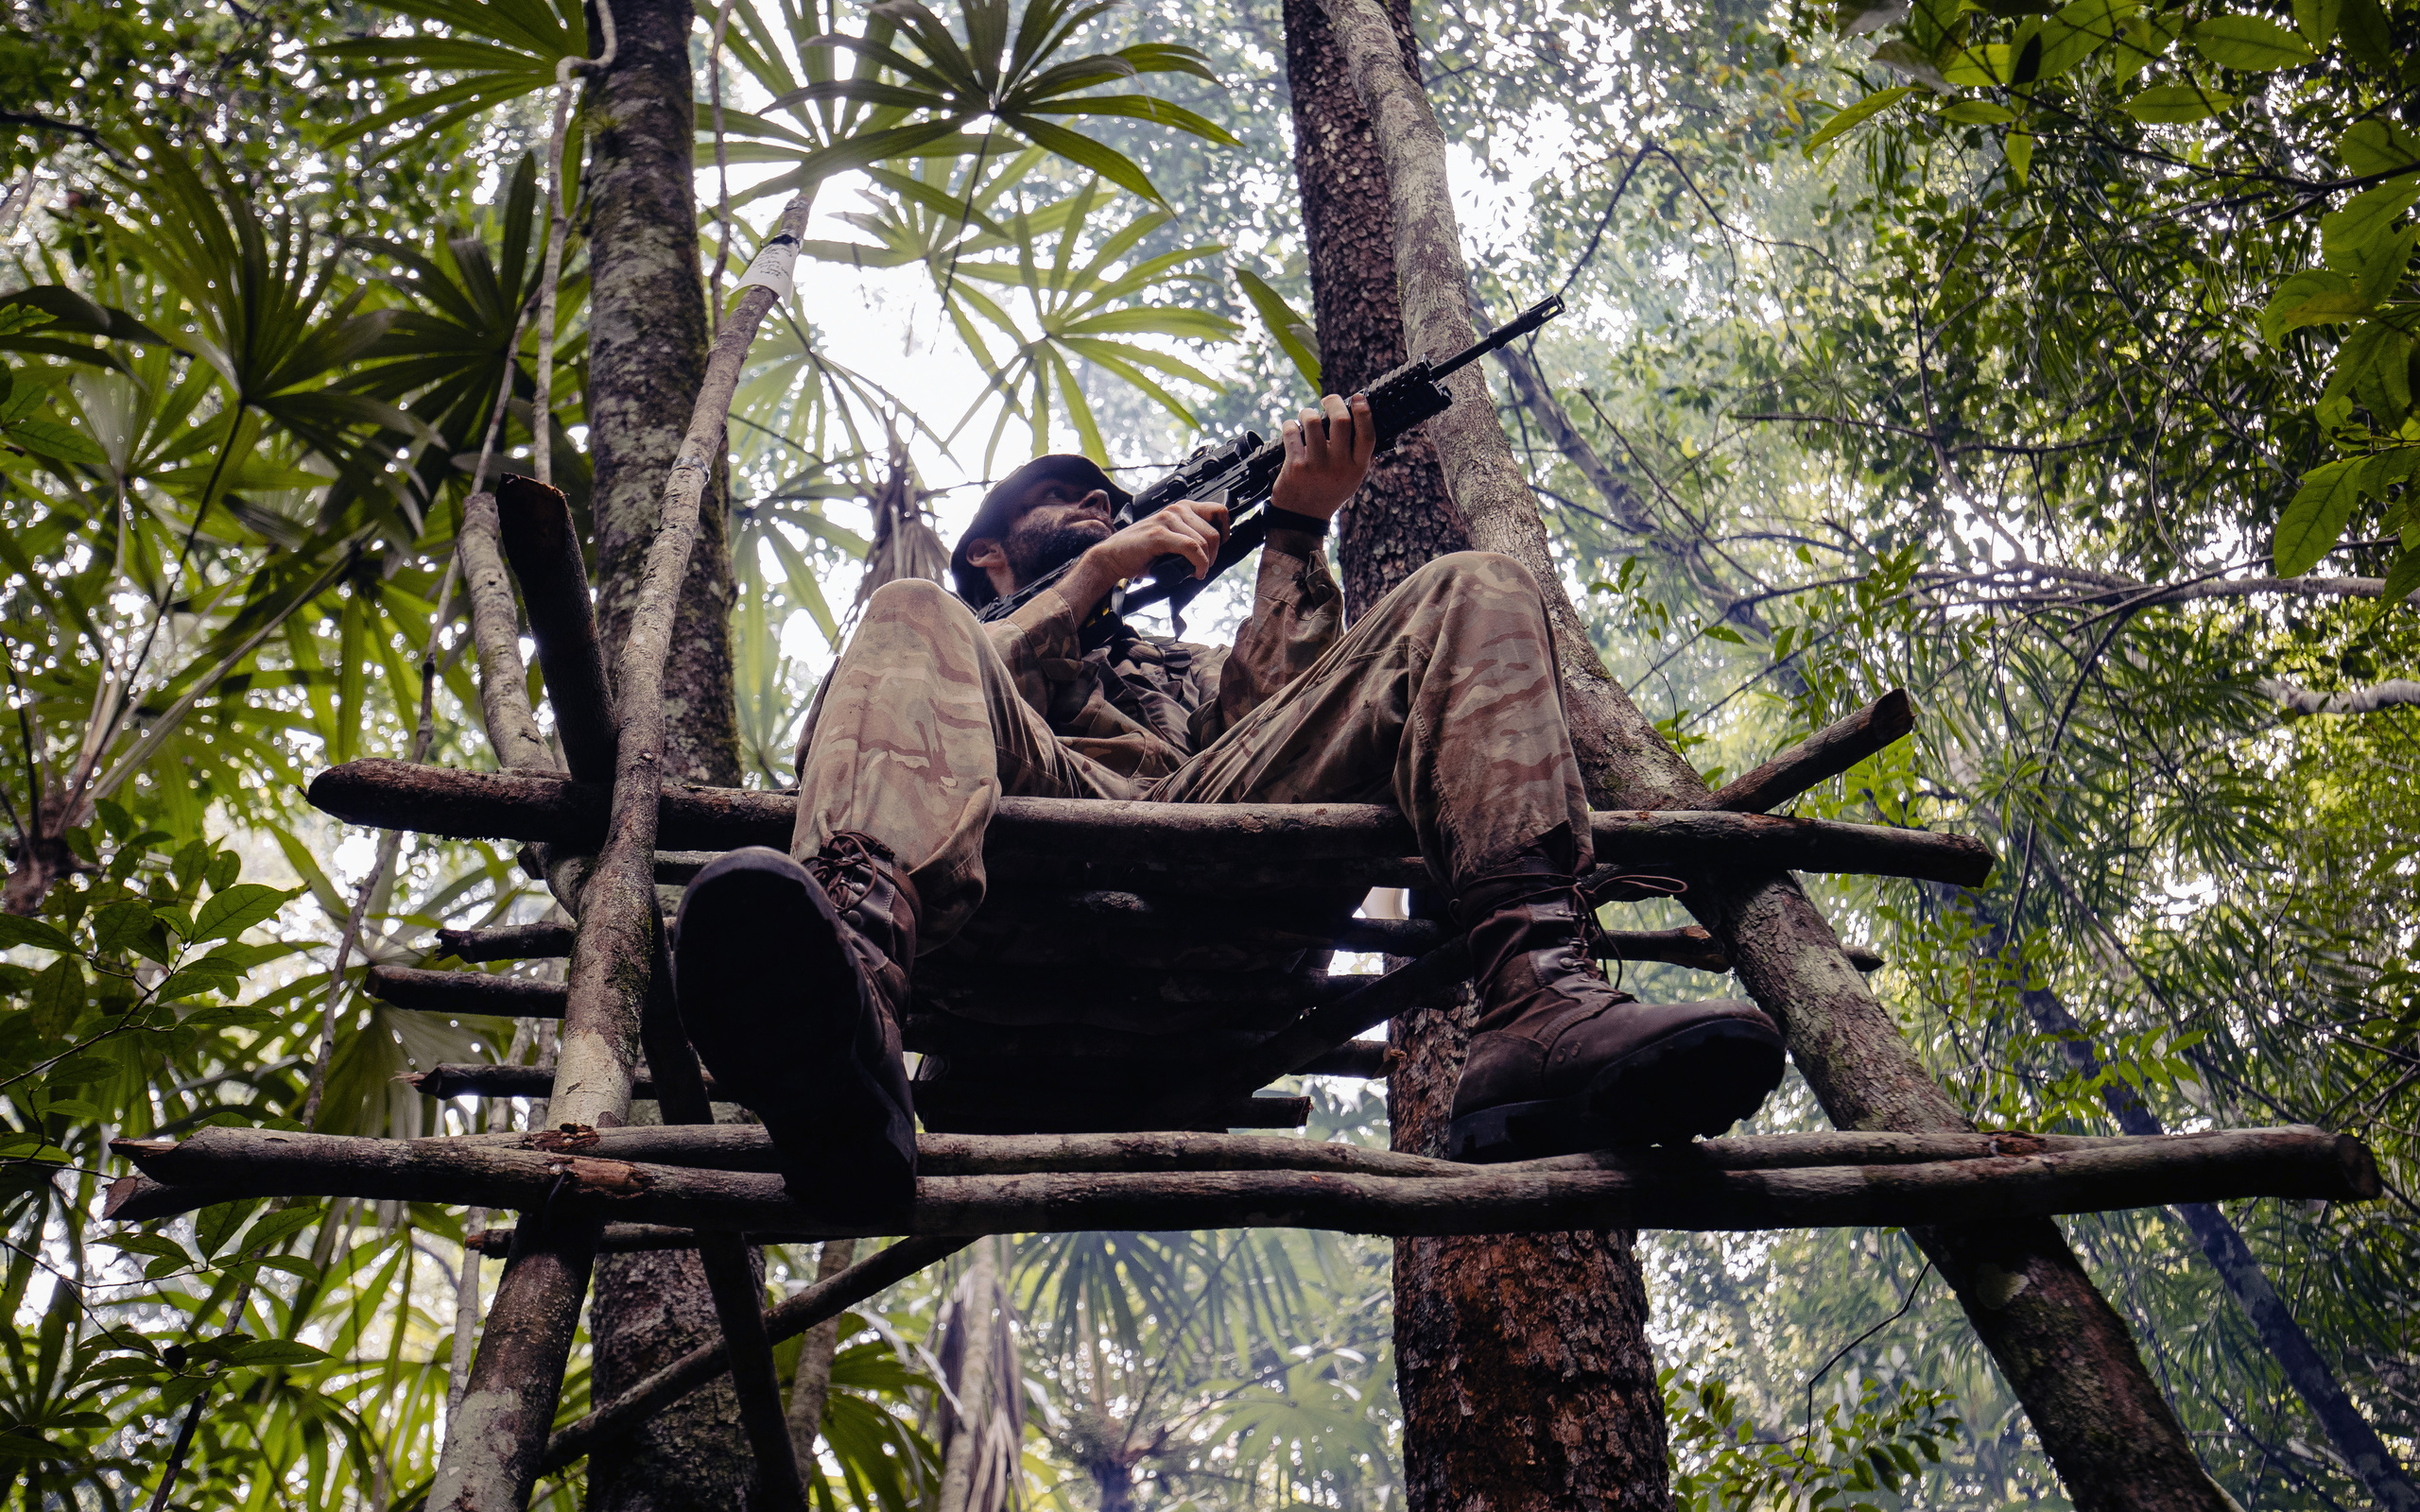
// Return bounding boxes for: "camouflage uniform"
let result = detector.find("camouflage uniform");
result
[792,537,1595,949]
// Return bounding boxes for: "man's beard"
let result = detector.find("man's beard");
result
[1003,516,1109,586]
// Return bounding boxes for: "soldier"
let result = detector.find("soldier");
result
[672,393,1782,1216]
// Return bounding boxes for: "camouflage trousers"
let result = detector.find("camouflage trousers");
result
[792,552,1595,949]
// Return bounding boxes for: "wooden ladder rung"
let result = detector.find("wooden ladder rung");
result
[106,1125,2380,1236]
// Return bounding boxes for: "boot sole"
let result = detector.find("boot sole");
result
[1447,1018,1788,1163]
[673,848,916,1222]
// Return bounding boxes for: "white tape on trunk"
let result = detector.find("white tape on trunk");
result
[733,234,801,301]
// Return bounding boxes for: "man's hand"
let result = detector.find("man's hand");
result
[1056,496,1231,620]
[1270,392,1376,523]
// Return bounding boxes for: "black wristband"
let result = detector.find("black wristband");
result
[1263,507,1330,539]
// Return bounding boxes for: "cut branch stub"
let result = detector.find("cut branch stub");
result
[438,921,579,963]
[1710,689,1916,815]
[468,1223,824,1258]
[494,473,619,784]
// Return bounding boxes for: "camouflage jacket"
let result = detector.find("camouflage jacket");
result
[980,533,1344,779]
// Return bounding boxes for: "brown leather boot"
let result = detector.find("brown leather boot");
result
[1446,858,1785,1161]
[673,835,921,1219]
[805,832,921,1026]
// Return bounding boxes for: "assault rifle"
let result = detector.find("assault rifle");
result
[977,293,1566,636]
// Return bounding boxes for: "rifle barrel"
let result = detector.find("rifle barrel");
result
[1425,293,1566,383]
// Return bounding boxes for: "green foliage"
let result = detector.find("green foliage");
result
[1668,1372,1962,1512]
[1230,266,1322,393]
[739,0,1235,209]
[1,818,298,1128]
[314,0,597,149]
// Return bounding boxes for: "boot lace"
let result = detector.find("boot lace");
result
[807,831,896,914]
[1456,869,1688,978]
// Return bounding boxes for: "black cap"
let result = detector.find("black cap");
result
[950,454,1132,608]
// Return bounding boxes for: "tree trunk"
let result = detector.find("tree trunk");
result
[1284,6,1671,1504]
[578,1,752,1505]
[1390,996,1672,1509]
[786,1238,856,1469]
[588,1243,762,1512]
[582,0,740,791]
[1318,0,2236,1502]
[1282,0,1467,622]
[930,1247,990,1512]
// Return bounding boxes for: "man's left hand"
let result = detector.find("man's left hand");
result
[1270,392,1376,522]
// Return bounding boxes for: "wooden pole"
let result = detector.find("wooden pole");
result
[457,492,559,777]
[494,473,619,783]
[541,1236,974,1471]
[1707,689,1916,814]
[424,180,821,1512]
[305,760,1993,887]
[784,1239,857,1473]
[107,1125,2379,1235]
[634,924,809,1508]
[439,921,578,962]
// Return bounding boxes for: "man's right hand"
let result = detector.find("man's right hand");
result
[1057,498,1231,621]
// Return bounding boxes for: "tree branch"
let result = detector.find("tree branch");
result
[107,1124,2380,1235]
[2259,678,2420,717]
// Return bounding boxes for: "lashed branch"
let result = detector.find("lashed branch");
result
[402,1063,1323,1122]
[427,179,822,1512]
[371,965,568,1018]
[467,1223,820,1257]
[1708,689,1916,814]
[308,761,1993,886]
[434,903,1826,974]
[386,1123,2353,1176]
[406,1062,704,1101]
[108,1125,2378,1236]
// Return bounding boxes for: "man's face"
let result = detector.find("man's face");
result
[997,477,1115,588]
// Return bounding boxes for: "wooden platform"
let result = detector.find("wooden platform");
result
[319,758,1953,1134]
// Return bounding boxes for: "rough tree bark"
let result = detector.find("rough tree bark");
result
[582,0,741,792]
[587,1245,759,1512]
[785,1238,857,1466]
[1284,5,1671,1504]
[577,0,754,1504]
[1320,0,2238,1502]
[1282,0,1468,621]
